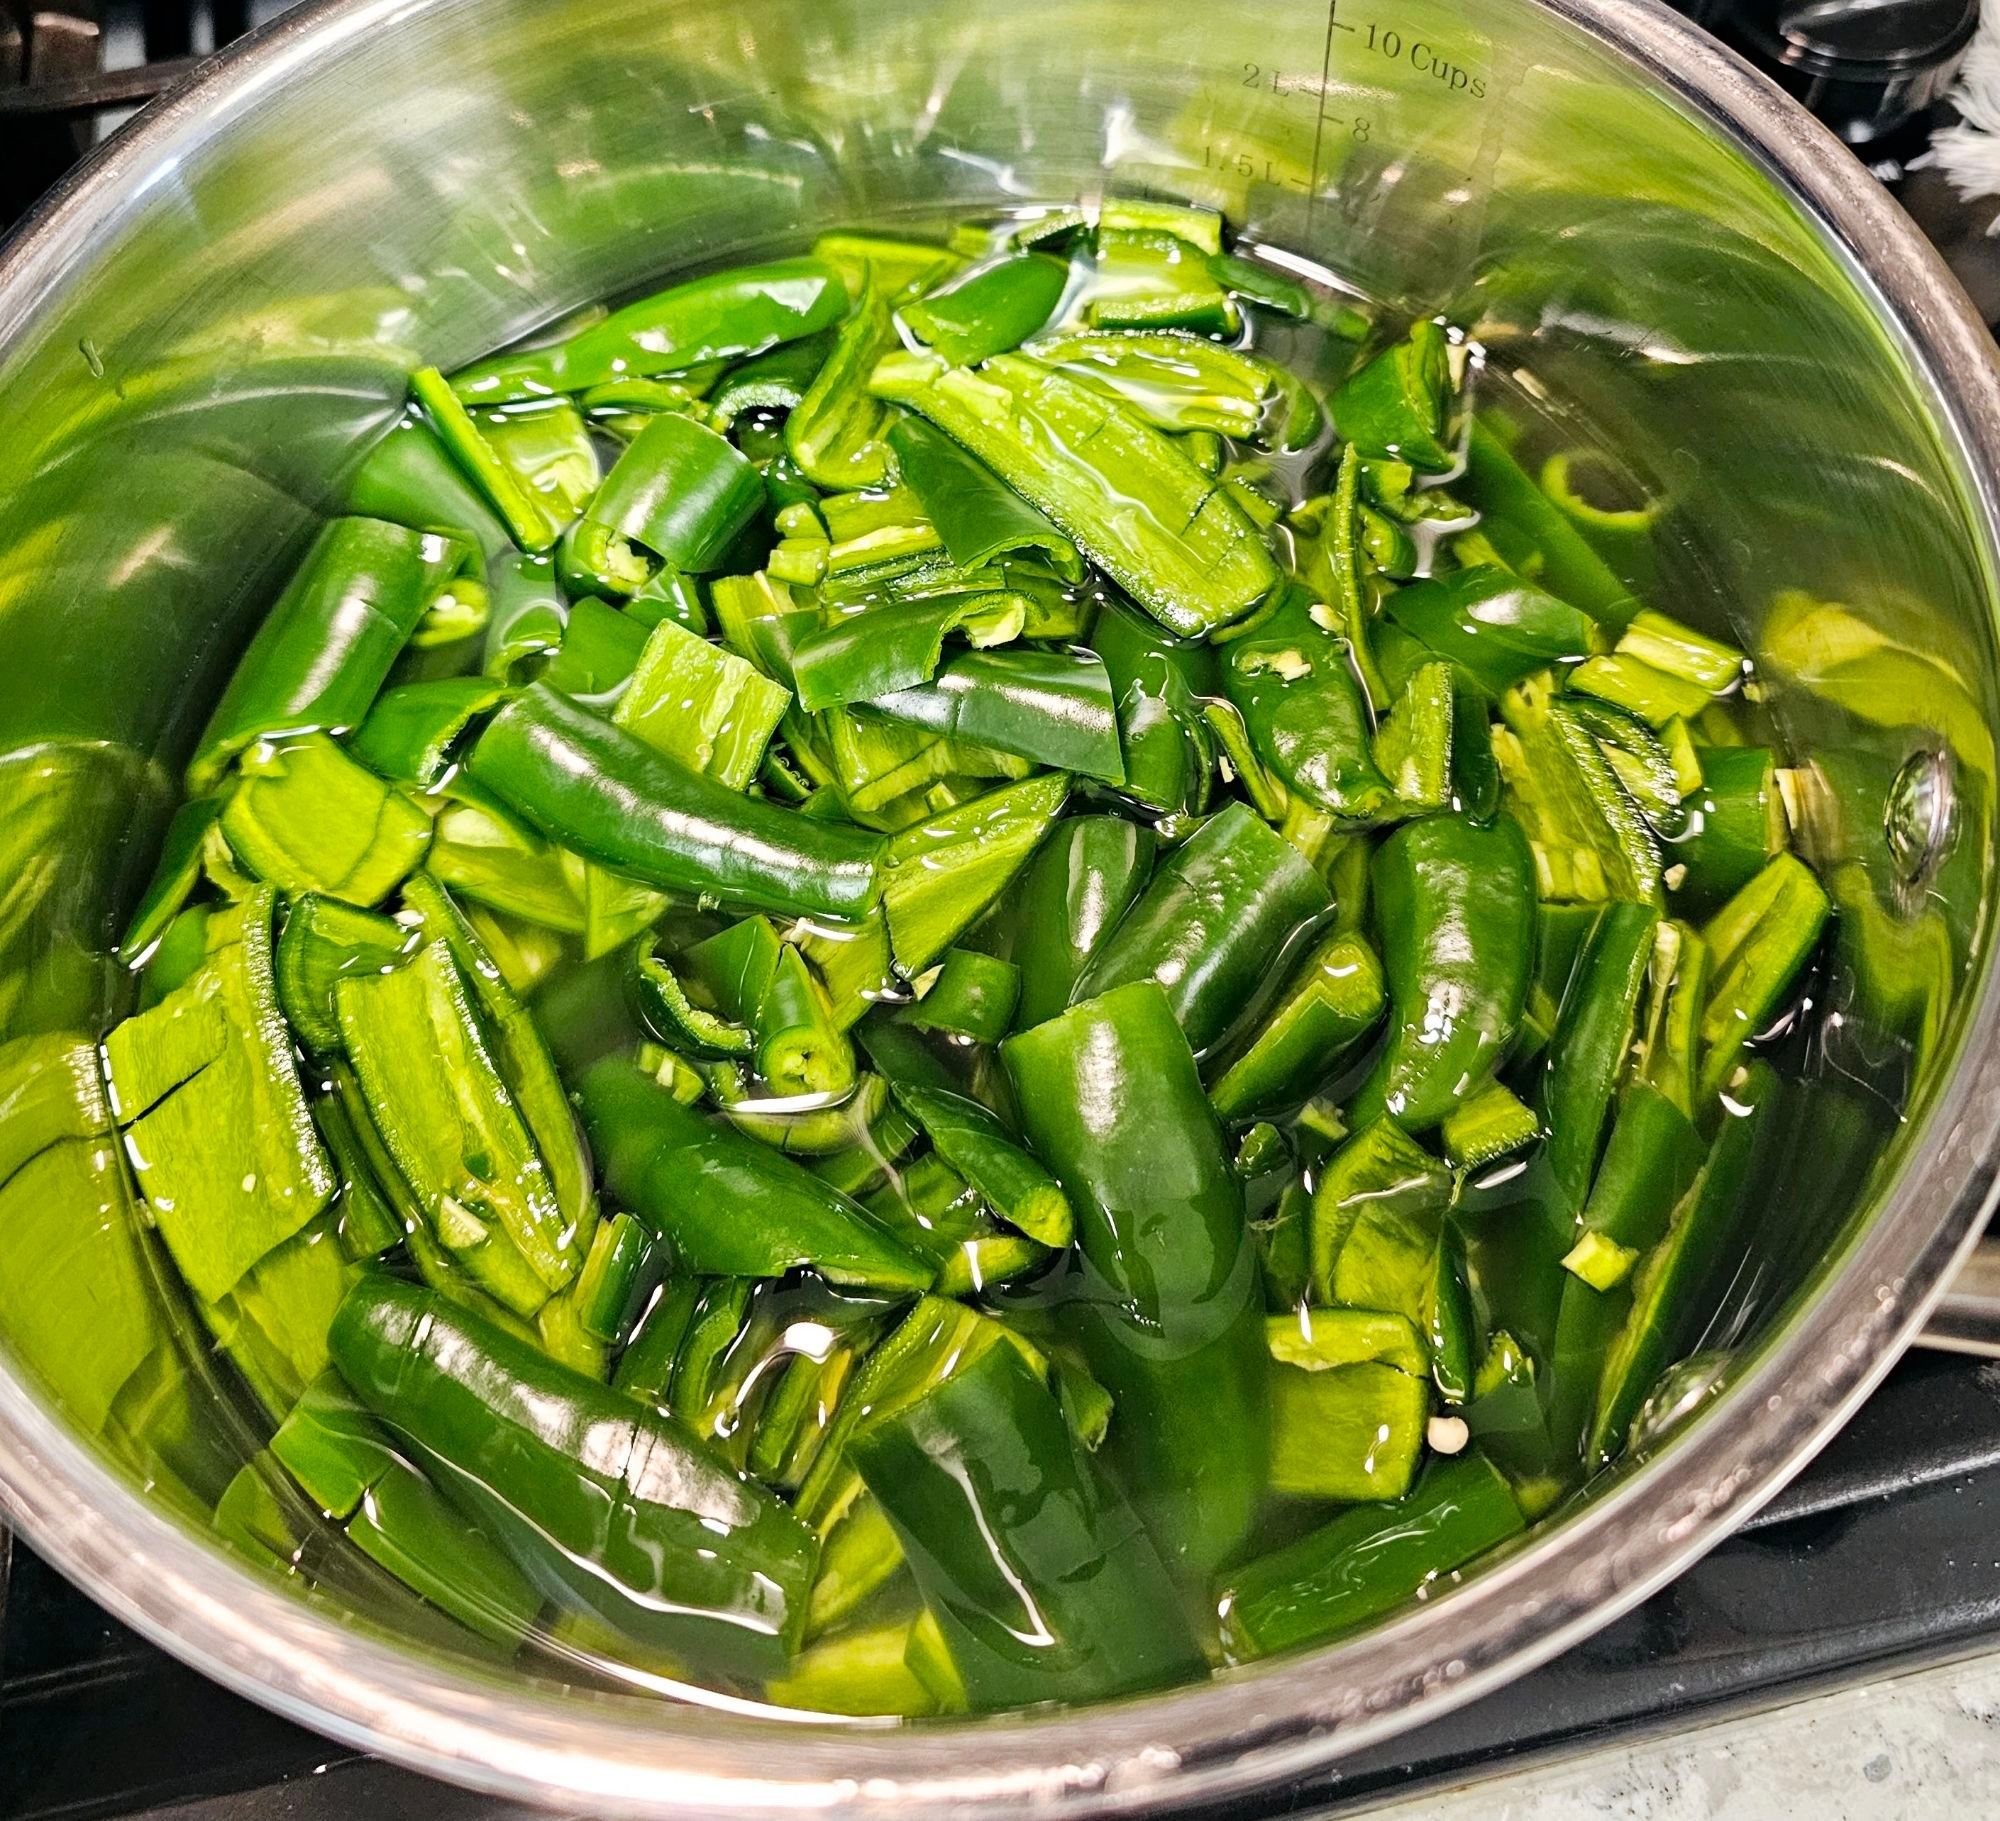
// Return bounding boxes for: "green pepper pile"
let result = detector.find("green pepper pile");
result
[80,195,1832,1714]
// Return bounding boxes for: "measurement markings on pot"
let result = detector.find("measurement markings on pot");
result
[1203,6,1488,200]
[1338,13,1488,97]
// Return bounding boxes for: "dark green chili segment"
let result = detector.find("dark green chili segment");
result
[1222,586,1392,821]
[190,517,466,792]
[1008,814,1159,1031]
[102,193,1837,1716]
[329,1278,817,1679]
[854,1327,1203,1710]
[1385,565,1599,694]
[871,351,1278,637]
[901,254,1069,366]
[451,258,849,403]
[579,1059,933,1290]
[580,412,767,576]
[1365,813,1536,1131]
[1075,801,1332,1056]
[888,417,1081,577]
[1541,902,1659,1212]
[467,684,884,921]
[1005,983,1268,1575]
[1217,1455,1525,1658]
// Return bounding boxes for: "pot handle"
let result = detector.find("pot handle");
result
[1917,1240,2000,1358]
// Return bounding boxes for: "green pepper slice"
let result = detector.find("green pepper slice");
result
[852,1317,1203,1710]
[887,417,1083,579]
[1540,901,1658,1212]
[1074,801,1332,1057]
[863,648,1125,784]
[1209,930,1386,1121]
[792,594,1026,712]
[1384,566,1598,695]
[1026,329,1274,440]
[1331,319,1455,473]
[582,412,767,577]
[1216,1453,1524,1659]
[872,350,1278,638]
[1669,746,1786,914]
[1696,854,1829,1100]
[274,894,413,1055]
[1003,981,1268,1574]
[1364,812,1535,1131]
[1008,813,1158,1031]
[190,517,466,792]
[451,258,848,404]
[1589,1062,1780,1461]
[466,684,884,922]
[329,1277,817,1679]
[337,940,578,1312]
[1269,1359,1430,1501]
[1222,586,1393,822]
[898,949,1020,1042]
[1544,1080,1707,1466]
[902,253,1068,365]
[578,1058,932,1290]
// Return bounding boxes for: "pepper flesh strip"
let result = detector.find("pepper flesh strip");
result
[328,1277,818,1681]
[853,1322,1204,1711]
[1216,1454,1524,1659]
[189,517,459,793]
[467,684,885,922]
[1365,812,1536,1131]
[1075,801,1331,1057]
[450,258,849,404]
[871,350,1278,637]
[578,1058,933,1291]
[1003,981,1269,1575]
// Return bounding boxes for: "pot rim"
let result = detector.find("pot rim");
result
[3,0,2000,1812]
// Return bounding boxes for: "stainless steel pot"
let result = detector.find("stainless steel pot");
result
[2,0,1998,1810]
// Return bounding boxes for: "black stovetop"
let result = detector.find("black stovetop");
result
[9,2,2000,1815]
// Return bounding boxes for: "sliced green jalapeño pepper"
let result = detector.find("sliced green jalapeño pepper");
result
[853,1318,1203,1711]
[578,1058,932,1291]
[898,948,1020,1042]
[1363,812,1535,1130]
[1384,565,1598,695]
[1216,1453,1524,1659]
[1669,745,1786,914]
[328,1277,817,1680]
[863,648,1125,785]
[466,684,885,922]
[901,253,1068,365]
[1697,854,1829,1100]
[1544,1079,1707,1467]
[1074,801,1332,1057]
[450,258,849,404]
[1003,982,1268,1574]
[1540,901,1658,1212]
[888,417,1082,578]
[575,412,766,578]
[871,350,1278,638]
[190,517,470,792]
[1209,930,1387,1122]
[1008,814,1158,1031]
[1331,318,1456,473]
[1222,585,1393,822]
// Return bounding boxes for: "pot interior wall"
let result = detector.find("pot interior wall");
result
[0,0,1991,1728]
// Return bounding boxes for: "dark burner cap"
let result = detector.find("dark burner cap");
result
[1759,0,1979,78]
